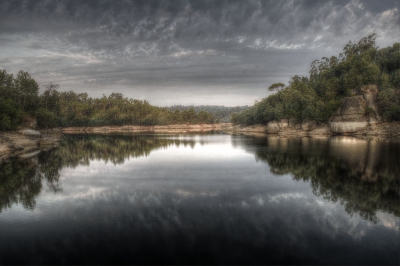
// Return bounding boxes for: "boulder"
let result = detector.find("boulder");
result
[267,121,280,134]
[17,129,41,137]
[330,115,369,133]
[301,120,317,131]
[18,150,41,159]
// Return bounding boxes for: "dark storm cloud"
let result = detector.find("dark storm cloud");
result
[0,0,399,105]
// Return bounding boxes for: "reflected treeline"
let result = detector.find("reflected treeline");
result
[233,136,400,222]
[0,134,196,212]
[54,134,197,167]
[0,154,62,212]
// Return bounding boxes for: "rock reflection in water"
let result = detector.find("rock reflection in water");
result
[233,135,400,222]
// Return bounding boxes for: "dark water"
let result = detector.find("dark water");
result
[0,133,399,264]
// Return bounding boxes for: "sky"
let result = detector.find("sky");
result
[0,0,399,106]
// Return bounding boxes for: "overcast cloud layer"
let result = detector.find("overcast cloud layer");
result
[0,0,399,106]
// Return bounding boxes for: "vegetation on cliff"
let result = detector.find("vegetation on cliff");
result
[0,77,216,130]
[231,34,400,125]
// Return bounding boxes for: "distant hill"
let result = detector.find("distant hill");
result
[167,105,250,123]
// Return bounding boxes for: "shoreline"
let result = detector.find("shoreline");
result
[222,122,400,138]
[61,123,231,134]
[1,122,399,163]
[0,129,63,163]
[60,122,400,138]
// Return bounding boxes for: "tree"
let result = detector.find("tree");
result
[268,82,285,91]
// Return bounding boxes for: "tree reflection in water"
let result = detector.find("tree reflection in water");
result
[232,135,400,222]
[1,133,399,223]
[0,134,197,212]
[0,153,63,212]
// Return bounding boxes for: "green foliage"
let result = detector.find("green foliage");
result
[36,108,58,128]
[55,93,217,127]
[232,34,400,124]
[268,82,285,91]
[167,105,248,123]
[365,107,376,115]
[0,70,217,130]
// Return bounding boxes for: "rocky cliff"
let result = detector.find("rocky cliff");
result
[225,85,399,137]
[329,84,382,134]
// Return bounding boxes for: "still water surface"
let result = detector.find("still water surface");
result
[0,133,399,264]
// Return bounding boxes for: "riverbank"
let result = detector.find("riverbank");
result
[60,122,400,137]
[222,122,400,138]
[0,129,63,163]
[2,121,399,163]
[61,123,231,134]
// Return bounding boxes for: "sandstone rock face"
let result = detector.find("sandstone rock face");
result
[308,126,332,135]
[337,95,366,116]
[279,119,289,129]
[361,85,379,112]
[288,118,297,128]
[330,85,383,134]
[267,121,280,133]
[361,84,382,123]
[330,112,369,133]
[330,121,369,134]
[301,120,317,131]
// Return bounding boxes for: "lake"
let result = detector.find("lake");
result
[0,133,399,264]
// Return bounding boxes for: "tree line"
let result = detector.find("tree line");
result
[167,105,249,122]
[231,34,400,125]
[0,73,217,130]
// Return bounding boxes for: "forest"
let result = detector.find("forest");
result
[167,105,249,122]
[0,74,217,130]
[1,34,399,130]
[231,34,400,125]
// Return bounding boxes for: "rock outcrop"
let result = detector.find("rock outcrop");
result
[301,120,317,131]
[361,84,382,124]
[0,128,63,163]
[267,121,280,133]
[18,129,41,136]
[223,120,330,137]
[329,84,382,134]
